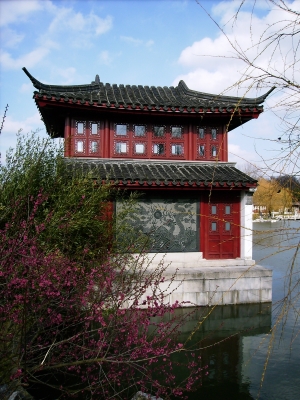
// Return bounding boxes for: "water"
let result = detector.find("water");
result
[180,220,300,399]
[246,221,300,400]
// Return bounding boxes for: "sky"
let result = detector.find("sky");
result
[0,0,297,173]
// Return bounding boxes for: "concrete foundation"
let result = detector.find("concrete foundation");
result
[139,253,272,306]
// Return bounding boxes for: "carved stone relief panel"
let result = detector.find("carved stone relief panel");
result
[116,197,199,252]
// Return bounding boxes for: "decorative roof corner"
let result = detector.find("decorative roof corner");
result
[23,67,101,93]
[22,67,43,91]
[255,86,276,103]
[177,79,275,106]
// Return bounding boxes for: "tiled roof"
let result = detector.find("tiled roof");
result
[23,67,274,113]
[64,159,257,188]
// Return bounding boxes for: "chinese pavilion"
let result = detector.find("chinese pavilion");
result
[23,67,273,305]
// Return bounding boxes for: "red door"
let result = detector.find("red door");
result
[201,192,240,259]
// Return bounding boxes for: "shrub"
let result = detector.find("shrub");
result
[0,133,203,399]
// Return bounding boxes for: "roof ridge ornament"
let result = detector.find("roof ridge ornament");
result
[91,74,100,84]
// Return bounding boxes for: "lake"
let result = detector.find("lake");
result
[178,220,300,399]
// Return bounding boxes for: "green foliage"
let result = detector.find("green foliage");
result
[0,131,145,262]
[0,131,61,211]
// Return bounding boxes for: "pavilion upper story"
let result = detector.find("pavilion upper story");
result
[22,67,274,162]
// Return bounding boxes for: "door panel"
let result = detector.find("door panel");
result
[201,192,240,259]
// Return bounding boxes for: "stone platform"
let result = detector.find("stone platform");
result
[160,265,272,306]
[140,254,272,306]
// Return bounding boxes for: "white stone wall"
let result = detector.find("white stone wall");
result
[240,191,253,260]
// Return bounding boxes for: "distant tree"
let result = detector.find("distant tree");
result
[274,175,300,202]
[254,178,292,215]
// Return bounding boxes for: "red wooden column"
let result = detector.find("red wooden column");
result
[103,119,110,158]
[222,124,228,161]
[98,200,114,250]
[64,116,71,157]
[187,123,193,160]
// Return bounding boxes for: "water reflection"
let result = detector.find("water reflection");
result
[174,304,271,400]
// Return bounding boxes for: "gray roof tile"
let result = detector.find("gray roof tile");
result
[64,159,257,187]
[23,67,274,111]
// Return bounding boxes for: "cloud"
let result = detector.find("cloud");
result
[120,36,143,46]
[19,83,32,93]
[228,143,256,166]
[174,1,300,97]
[174,0,288,169]
[120,36,154,48]
[0,2,113,74]
[173,68,233,95]
[0,47,50,70]
[173,0,300,171]
[48,8,112,38]
[43,8,113,49]
[0,112,65,165]
[1,28,24,48]
[170,0,189,12]
[0,26,59,70]
[0,0,42,27]
[146,40,154,48]
[1,113,43,135]
[94,15,113,35]
[0,112,46,163]
[98,50,113,66]
[52,67,77,85]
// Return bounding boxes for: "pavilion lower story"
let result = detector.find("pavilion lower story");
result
[68,158,273,305]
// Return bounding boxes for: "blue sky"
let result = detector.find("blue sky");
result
[0,0,293,172]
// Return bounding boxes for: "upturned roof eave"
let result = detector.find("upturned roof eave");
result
[23,67,100,93]
[177,80,275,105]
[23,67,274,108]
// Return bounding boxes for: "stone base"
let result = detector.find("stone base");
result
[133,253,272,306]
[136,253,273,306]
[164,265,272,306]
[160,265,272,306]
